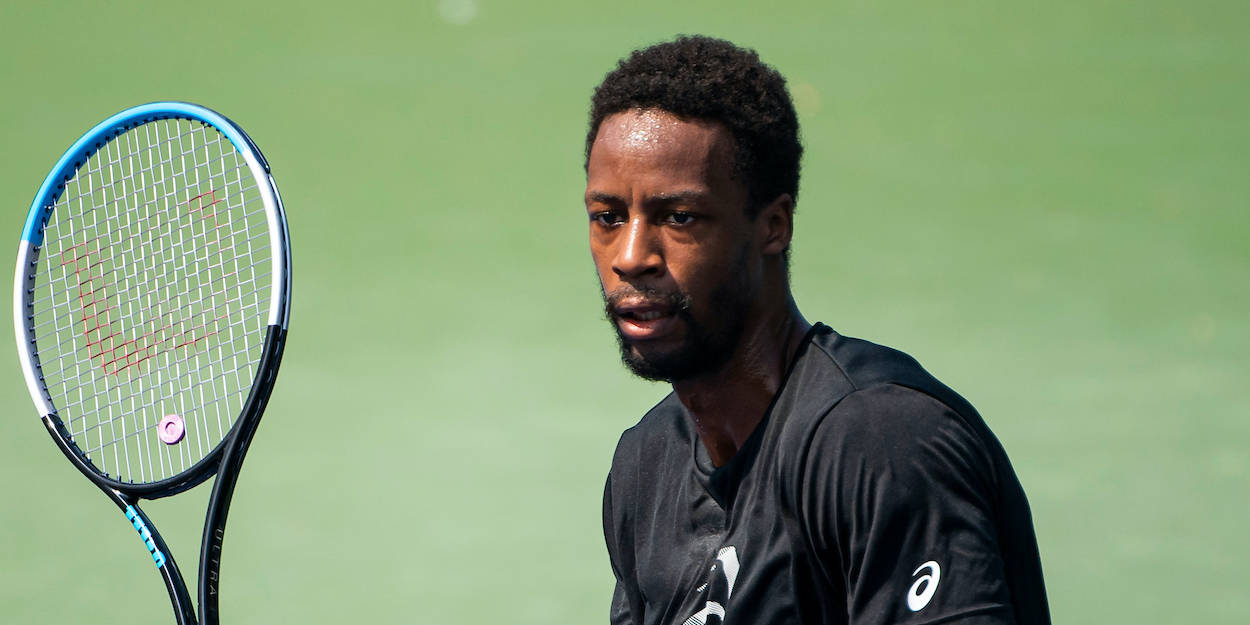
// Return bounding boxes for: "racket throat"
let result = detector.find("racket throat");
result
[124,505,167,568]
[106,494,198,625]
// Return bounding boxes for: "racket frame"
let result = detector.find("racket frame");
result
[14,102,292,625]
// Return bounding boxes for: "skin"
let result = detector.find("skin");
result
[585,108,812,467]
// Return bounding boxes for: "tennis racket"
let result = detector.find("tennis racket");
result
[13,102,291,625]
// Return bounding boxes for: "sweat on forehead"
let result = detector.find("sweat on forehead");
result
[616,109,685,147]
[589,110,738,185]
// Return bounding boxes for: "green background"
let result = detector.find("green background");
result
[2,1,1246,622]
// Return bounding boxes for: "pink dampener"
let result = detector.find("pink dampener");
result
[158,414,186,445]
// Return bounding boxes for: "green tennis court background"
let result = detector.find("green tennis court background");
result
[1,1,1246,622]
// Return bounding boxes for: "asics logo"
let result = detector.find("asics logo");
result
[906,560,940,612]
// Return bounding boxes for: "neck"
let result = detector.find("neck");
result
[673,297,811,467]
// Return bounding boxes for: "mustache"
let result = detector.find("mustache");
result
[603,286,692,317]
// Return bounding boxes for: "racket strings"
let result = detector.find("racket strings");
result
[55,307,263,415]
[50,308,264,432]
[30,118,272,484]
[32,221,270,360]
[28,227,270,336]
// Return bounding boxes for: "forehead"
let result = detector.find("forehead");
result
[588,109,736,189]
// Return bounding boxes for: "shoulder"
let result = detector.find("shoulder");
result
[776,326,990,457]
[607,392,694,490]
[820,385,994,475]
[791,384,1002,546]
[803,326,975,411]
[776,327,1004,498]
[785,384,1003,540]
[826,384,976,444]
[770,326,980,425]
[610,392,685,461]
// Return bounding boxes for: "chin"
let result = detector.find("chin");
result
[618,340,706,383]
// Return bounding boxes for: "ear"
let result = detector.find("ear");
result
[757,193,795,257]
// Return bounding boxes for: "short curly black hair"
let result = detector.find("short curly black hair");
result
[586,35,802,214]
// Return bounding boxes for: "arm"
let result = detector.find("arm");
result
[799,385,1030,624]
[610,579,634,625]
[604,475,640,625]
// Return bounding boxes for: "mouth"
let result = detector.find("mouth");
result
[612,299,680,341]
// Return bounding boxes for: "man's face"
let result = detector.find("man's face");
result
[585,109,761,382]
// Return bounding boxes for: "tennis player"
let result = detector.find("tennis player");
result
[585,36,1050,625]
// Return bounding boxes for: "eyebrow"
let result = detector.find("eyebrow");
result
[584,190,710,207]
[585,191,623,207]
[647,191,709,206]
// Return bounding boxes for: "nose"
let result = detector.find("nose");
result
[612,216,663,279]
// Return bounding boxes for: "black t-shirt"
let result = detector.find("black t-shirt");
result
[603,324,1049,624]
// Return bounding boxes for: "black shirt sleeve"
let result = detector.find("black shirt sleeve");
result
[604,474,639,625]
[610,580,634,625]
[798,384,1019,624]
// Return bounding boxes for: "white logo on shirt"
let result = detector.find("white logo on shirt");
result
[906,560,941,612]
[682,546,739,625]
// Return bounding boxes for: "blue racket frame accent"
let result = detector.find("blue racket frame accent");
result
[125,505,168,568]
[22,102,270,246]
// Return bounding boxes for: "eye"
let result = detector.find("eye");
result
[591,211,625,227]
[665,211,696,226]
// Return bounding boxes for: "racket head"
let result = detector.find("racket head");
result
[14,102,291,497]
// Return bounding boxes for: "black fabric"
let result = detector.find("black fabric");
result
[603,324,1049,625]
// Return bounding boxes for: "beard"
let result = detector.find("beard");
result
[602,248,753,383]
